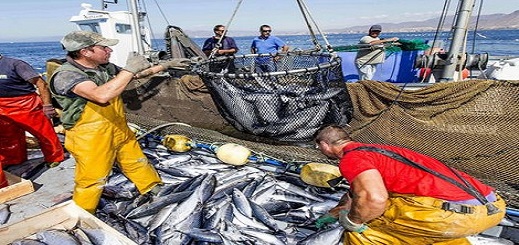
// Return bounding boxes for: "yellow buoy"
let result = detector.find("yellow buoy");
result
[216,143,251,166]
[162,134,192,152]
[300,162,342,188]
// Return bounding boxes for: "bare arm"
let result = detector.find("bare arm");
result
[281,45,289,52]
[369,37,399,45]
[31,77,53,105]
[347,169,389,224]
[217,48,237,55]
[72,65,166,104]
[328,191,353,217]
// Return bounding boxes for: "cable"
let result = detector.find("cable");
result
[469,0,484,78]
[296,0,334,53]
[295,0,321,51]
[209,0,244,59]
[431,0,452,55]
[135,122,192,141]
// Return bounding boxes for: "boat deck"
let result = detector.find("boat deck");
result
[0,146,515,244]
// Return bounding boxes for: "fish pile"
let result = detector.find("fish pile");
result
[94,139,347,244]
[10,227,127,245]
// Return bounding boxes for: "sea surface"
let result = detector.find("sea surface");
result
[1,29,518,73]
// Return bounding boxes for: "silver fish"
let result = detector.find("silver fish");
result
[36,229,80,245]
[297,225,344,245]
[0,203,10,225]
[125,190,193,219]
[241,228,287,245]
[81,228,124,245]
[231,188,253,217]
[10,239,48,245]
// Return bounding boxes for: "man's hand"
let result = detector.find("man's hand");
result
[42,104,57,119]
[159,58,191,70]
[124,54,151,74]
[338,210,368,233]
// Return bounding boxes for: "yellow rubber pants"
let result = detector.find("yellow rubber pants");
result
[65,96,161,213]
[343,194,506,245]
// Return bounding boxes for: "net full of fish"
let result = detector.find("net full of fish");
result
[93,138,348,244]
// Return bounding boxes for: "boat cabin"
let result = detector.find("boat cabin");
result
[69,3,153,67]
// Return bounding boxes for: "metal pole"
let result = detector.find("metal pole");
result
[129,0,144,55]
[439,0,475,81]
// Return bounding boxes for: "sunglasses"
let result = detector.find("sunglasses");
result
[261,30,272,33]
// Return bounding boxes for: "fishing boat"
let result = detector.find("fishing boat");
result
[64,0,519,204]
[2,0,518,244]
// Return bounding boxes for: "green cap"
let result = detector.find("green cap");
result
[61,31,119,51]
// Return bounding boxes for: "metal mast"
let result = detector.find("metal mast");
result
[439,0,476,81]
[129,0,145,55]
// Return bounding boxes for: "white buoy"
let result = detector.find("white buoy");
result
[216,143,251,166]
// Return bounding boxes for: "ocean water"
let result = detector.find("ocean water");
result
[1,29,518,73]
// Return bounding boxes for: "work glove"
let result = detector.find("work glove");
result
[315,214,338,229]
[159,58,192,70]
[123,53,151,74]
[338,210,368,233]
[42,104,57,119]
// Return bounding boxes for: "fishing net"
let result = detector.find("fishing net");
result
[126,78,519,208]
[333,39,430,54]
[346,79,519,208]
[193,51,352,143]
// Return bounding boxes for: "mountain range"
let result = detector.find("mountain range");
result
[187,10,519,37]
[329,10,519,34]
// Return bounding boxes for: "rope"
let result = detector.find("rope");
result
[135,122,192,141]
[296,0,321,50]
[470,0,484,78]
[430,0,452,56]
[296,0,334,52]
[152,0,171,26]
[209,0,244,59]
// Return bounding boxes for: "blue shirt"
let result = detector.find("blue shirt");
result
[0,56,38,97]
[202,36,239,56]
[251,36,286,54]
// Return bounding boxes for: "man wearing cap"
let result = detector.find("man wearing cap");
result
[355,25,399,80]
[49,30,190,213]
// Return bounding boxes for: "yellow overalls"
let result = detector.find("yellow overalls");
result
[65,95,161,213]
[343,194,506,245]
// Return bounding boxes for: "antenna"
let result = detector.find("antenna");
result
[102,0,118,10]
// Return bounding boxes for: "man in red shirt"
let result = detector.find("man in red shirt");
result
[314,124,505,245]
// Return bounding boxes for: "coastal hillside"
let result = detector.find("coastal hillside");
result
[328,10,519,33]
[191,10,519,37]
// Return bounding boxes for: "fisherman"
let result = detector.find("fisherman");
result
[250,24,289,73]
[355,25,399,80]
[49,30,191,213]
[0,54,65,176]
[202,24,239,72]
[314,124,506,244]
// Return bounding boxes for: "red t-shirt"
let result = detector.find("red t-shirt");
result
[339,142,493,201]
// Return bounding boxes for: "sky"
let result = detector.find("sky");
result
[0,0,518,42]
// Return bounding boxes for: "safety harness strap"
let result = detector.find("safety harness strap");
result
[344,146,500,215]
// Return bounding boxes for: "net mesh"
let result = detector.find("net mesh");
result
[346,79,519,208]
[126,78,519,208]
[193,51,352,142]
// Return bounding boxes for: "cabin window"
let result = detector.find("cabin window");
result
[116,24,132,34]
[78,23,101,33]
